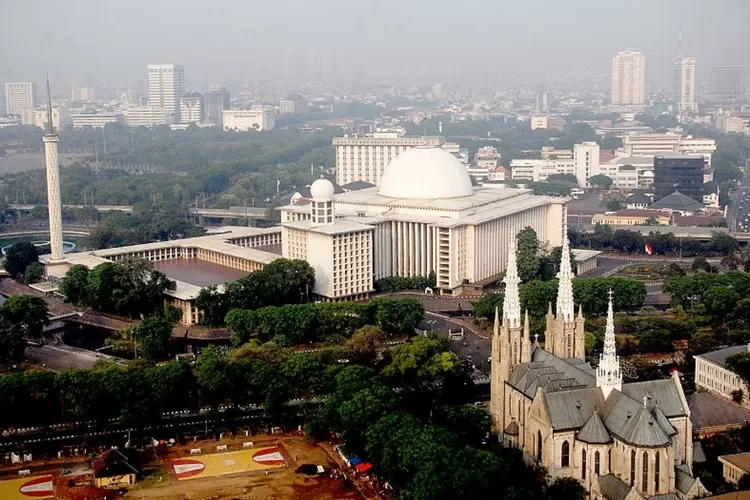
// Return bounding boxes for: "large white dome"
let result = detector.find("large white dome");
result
[378,146,475,199]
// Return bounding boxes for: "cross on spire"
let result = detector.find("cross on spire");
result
[596,288,622,399]
[502,235,522,329]
[556,224,575,322]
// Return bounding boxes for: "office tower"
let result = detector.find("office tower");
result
[279,94,309,114]
[709,66,747,97]
[284,49,336,87]
[71,87,95,102]
[653,154,704,201]
[673,57,697,113]
[572,142,600,188]
[535,92,548,113]
[179,92,204,123]
[204,87,230,126]
[147,64,185,117]
[610,50,646,109]
[4,81,37,116]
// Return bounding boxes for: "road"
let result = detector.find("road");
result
[420,314,491,375]
[24,343,121,370]
[582,255,721,278]
[729,187,750,233]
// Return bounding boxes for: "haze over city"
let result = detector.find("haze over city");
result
[2,0,750,87]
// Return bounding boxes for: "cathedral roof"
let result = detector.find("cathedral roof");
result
[652,405,678,436]
[506,347,595,398]
[597,474,633,500]
[602,391,670,448]
[545,388,604,431]
[621,379,687,418]
[577,411,612,444]
[504,421,519,435]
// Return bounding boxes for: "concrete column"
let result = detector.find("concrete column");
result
[43,134,64,260]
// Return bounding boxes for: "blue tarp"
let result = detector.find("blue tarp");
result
[349,456,363,466]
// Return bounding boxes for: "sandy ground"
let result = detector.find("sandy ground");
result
[125,437,370,500]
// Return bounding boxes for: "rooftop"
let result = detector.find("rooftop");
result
[719,453,750,474]
[651,191,704,212]
[695,344,750,368]
[689,392,750,434]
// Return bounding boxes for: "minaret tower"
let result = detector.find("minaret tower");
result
[309,177,335,226]
[491,238,532,437]
[545,225,585,359]
[43,75,64,261]
[597,289,622,399]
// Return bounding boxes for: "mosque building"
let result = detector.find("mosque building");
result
[490,232,707,499]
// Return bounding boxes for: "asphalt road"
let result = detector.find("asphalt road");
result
[730,187,750,233]
[24,343,121,371]
[420,315,491,375]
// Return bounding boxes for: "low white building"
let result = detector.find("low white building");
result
[125,106,167,127]
[530,115,548,130]
[222,107,275,131]
[695,345,750,404]
[280,146,567,295]
[20,106,70,130]
[71,112,121,129]
[179,93,204,124]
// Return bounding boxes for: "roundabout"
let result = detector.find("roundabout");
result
[1,240,77,256]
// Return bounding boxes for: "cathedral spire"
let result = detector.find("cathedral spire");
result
[556,225,575,322]
[502,238,521,329]
[597,289,622,399]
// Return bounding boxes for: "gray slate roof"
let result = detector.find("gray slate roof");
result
[651,191,703,212]
[696,344,750,368]
[627,192,652,205]
[676,464,699,495]
[506,347,595,398]
[340,180,376,192]
[504,420,519,435]
[602,391,669,447]
[649,495,679,500]
[693,442,707,464]
[689,392,750,432]
[622,379,687,418]
[545,387,604,431]
[577,411,612,444]
[598,474,632,500]
[652,405,678,436]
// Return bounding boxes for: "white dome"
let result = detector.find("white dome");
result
[642,170,655,178]
[310,178,335,200]
[378,146,475,199]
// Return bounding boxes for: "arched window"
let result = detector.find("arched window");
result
[581,449,587,480]
[561,440,570,467]
[630,450,636,485]
[594,451,600,475]
[537,431,543,461]
[608,449,612,472]
[654,452,660,493]
[642,452,649,491]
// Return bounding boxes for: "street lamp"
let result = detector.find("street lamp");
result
[426,320,437,333]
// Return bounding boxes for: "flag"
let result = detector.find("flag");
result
[645,242,653,255]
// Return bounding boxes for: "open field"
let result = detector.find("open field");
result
[0,153,86,174]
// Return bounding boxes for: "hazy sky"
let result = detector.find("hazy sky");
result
[2,0,749,88]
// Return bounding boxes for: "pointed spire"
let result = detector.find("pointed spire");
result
[577,304,584,319]
[502,237,521,329]
[493,306,500,337]
[597,289,622,399]
[556,224,575,322]
[45,72,54,135]
[547,301,553,316]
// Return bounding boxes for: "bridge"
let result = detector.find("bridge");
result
[9,204,270,220]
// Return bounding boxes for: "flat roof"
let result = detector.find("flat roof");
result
[571,249,601,262]
[282,219,375,235]
[719,453,750,473]
[153,259,249,287]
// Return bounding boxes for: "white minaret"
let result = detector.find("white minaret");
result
[502,239,521,329]
[309,178,335,226]
[556,225,575,322]
[597,289,622,399]
[43,76,64,261]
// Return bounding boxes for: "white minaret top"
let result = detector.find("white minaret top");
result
[556,225,575,322]
[43,75,64,261]
[597,289,622,399]
[502,238,521,329]
[309,178,335,226]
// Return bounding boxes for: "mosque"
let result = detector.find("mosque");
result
[490,232,707,499]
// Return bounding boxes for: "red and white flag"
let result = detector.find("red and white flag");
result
[645,242,653,255]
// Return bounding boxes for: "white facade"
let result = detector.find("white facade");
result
[20,106,70,130]
[4,82,36,116]
[695,346,750,404]
[71,87,95,102]
[511,159,575,182]
[222,107,275,131]
[610,50,646,109]
[179,93,204,124]
[573,142,600,188]
[125,106,167,128]
[71,113,121,129]
[674,57,698,113]
[530,115,548,130]
[279,95,308,114]
[717,115,749,135]
[147,64,185,117]
[281,147,566,295]
[333,132,443,186]
[622,133,716,163]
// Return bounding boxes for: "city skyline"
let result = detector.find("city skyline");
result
[1,0,749,87]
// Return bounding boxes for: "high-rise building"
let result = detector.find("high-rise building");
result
[653,154,704,201]
[573,142,600,188]
[610,50,646,110]
[279,94,309,115]
[204,87,230,127]
[709,66,747,97]
[284,49,336,87]
[4,82,37,116]
[179,92,204,124]
[71,87,95,102]
[333,130,444,186]
[673,57,697,113]
[535,92,548,113]
[147,64,185,118]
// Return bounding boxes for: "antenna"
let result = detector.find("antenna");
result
[45,72,54,134]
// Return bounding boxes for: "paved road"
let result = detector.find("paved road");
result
[24,343,122,371]
[420,314,491,375]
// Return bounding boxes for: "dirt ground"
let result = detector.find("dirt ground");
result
[124,437,370,500]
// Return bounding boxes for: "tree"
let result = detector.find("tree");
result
[517,227,541,283]
[4,242,39,279]
[589,174,613,189]
[691,257,712,273]
[0,295,49,339]
[732,389,745,405]
[605,199,623,211]
[546,477,586,500]
[0,322,26,362]
[345,325,386,364]
[134,316,173,361]
[726,352,750,383]
[711,232,739,255]
[472,292,504,320]
[738,473,750,490]
[196,285,230,326]
[23,262,44,285]
[373,298,424,335]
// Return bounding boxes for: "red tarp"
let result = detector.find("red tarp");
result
[355,462,373,473]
